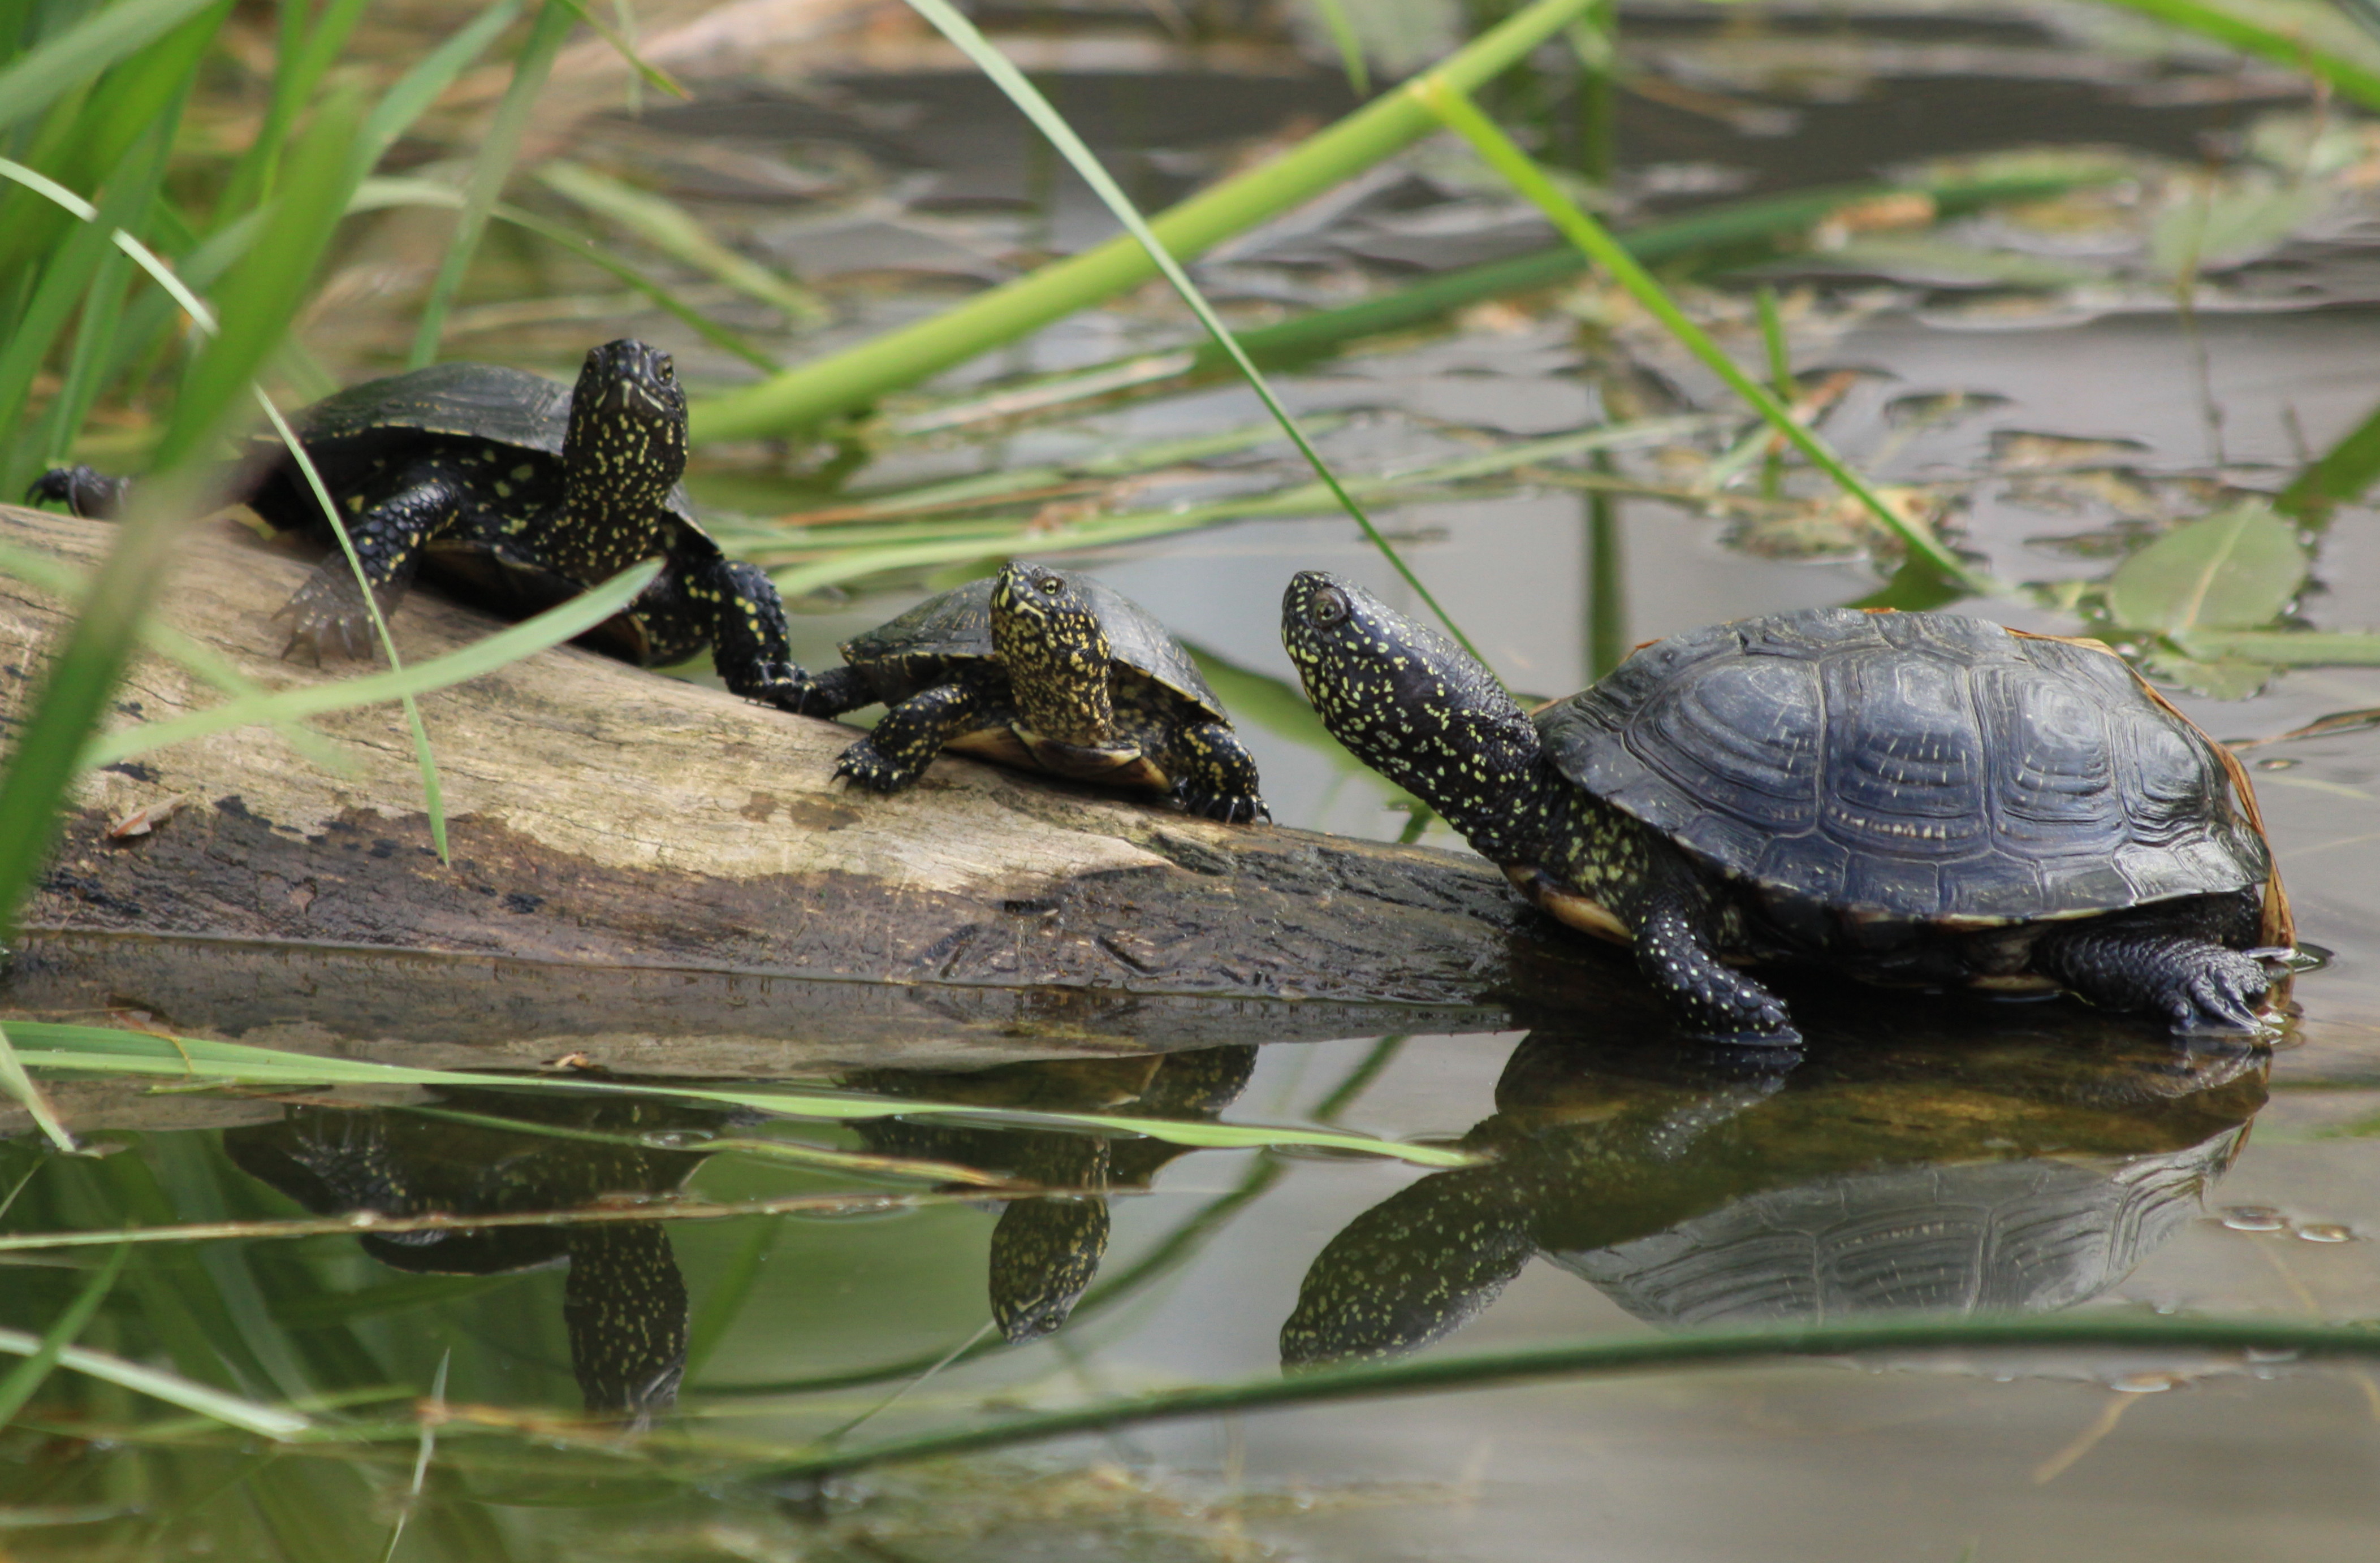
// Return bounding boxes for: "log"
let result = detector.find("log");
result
[0,505,1620,1066]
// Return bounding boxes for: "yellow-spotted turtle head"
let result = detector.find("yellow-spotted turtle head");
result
[562,339,688,528]
[1281,570,1545,850]
[992,560,1117,747]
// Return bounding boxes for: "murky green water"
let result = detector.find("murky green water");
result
[12,3,2380,1557]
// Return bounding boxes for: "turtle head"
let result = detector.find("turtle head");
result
[563,339,688,527]
[992,561,1116,746]
[1281,570,1544,852]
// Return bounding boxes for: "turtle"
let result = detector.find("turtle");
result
[789,560,1268,823]
[1280,573,2285,1045]
[25,339,810,708]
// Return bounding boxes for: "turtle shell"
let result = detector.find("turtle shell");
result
[246,362,699,534]
[1540,608,2268,928]
[839,575,1227,720]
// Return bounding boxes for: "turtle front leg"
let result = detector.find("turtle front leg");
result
[25,465,132,518]
[835,681,990,793]
[2030,907,2271,1032]
[1166,720,1269,824]
[279,475,461,661]
[679,555,816,710]
[781,664,878,720]
[1632,886,1798,1045]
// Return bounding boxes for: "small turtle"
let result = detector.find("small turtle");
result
[1282,574,2284,1044]
[792,561,1267,822]
[27,340,808,707]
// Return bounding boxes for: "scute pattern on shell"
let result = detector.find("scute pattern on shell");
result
[840,574,1227,720]
[269,361,698,531]
[1541,608,2268,925]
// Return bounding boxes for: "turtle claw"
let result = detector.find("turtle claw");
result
[2170,951,2273,1034]
[832,738,920,794]
[276,575,383,664]
[25,464,131,518]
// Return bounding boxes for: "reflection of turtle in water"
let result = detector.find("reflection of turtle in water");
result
[1281,1028,2267,1366]
[224,1089,722,1422]
[847,1046,1256,1342]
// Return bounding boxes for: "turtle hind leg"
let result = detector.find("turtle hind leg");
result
[835,681,992,793]
[26,465,132,518]
[1633,888,1799,1046]
[1165,720,1268,824]
[2031,906,2271,1032]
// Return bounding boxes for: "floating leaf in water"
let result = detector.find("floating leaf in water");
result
[2144,650,2274,702]
[2148,176,2325,279]
[2174,630,2380,666]
[2103,503,2305,635]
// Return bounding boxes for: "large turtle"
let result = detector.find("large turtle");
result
[27,340,809,707]
[791,560,1268,823]
[1281,575,2287,1044]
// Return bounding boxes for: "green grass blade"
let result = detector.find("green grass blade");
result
[251,388,451,859]
[158,87,365,466]
[407,0,577,368]
[0,1318,309,1438]
[884,0,1484,656]
[74,560,661,770]
[352,0,526,188]
[546,0,686,97]
[0,1021,74,1153]
[0,0,222,137]
[0,1244,127,1422]
[3,1023,1474,1168]
[2094,0,2380,111]
[1309,0,1372,97]
[764,1315,2380,1480]
[538,159,828,323]
[690,0,1599,441]
[1416,80,1994,596]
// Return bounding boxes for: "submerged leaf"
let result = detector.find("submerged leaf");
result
[2103,503,2305,635]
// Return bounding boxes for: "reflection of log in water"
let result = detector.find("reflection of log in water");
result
[1,506,1614,1018]
[1282,1028,2269,1366]
[223,1092,718,1422]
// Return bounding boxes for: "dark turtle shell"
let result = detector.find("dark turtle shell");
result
[245,361,699,533]
[1540,608,2268,929]
[839,575,1227,720]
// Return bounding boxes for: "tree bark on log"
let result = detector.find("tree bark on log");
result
[0,506,1621,1062]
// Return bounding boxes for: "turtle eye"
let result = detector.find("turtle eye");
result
[1309,587,1350,627]
[656,357,675,383]
[1037,575,1063,595]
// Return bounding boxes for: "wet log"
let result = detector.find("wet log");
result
[0,505,1610,1042]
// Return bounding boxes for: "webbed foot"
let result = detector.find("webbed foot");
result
[832,736,924,794]
[26,465,131,518]
[2033,919,2273,1034]
[832,683,986,795]
[276,571,387,663]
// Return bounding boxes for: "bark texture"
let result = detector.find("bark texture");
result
[0,505,1621,1059]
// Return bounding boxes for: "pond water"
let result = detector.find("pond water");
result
[10,3,2380,1558]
